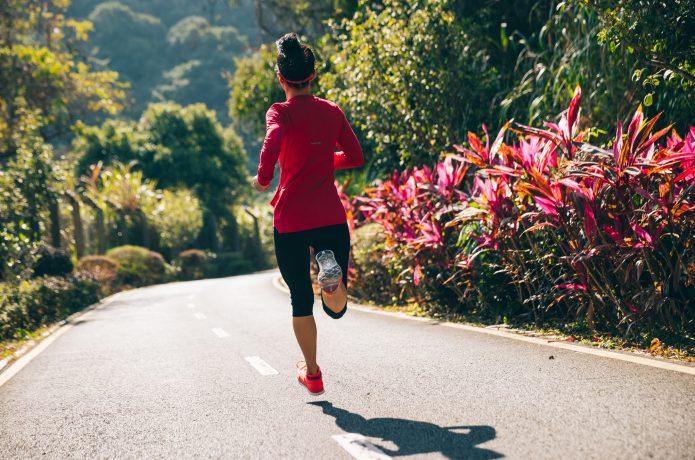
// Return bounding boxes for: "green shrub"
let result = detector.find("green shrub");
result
[0,282,26,340]
[205,251,253,278]
[20,274,99,327]
[106,245,167,287]
[77,255,121,295]
[32,245,73,277]
[350,223,401,306]
[0,275,99,341]
[176,249,208,281]
[150,189,204,252]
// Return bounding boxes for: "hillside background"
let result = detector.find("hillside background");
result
[68,0,261,123]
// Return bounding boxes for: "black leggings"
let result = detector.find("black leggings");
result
[274,223,350,318]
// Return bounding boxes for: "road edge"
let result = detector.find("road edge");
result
[272,274,695,376]
[0,290,127,388]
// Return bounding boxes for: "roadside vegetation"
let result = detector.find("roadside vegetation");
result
[0,0,274,354]
[232,0,694,358]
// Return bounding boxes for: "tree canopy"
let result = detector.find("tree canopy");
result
[75,103,248,215]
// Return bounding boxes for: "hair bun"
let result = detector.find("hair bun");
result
[276,32,303,58]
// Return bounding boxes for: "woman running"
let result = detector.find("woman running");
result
[252,33,364,396]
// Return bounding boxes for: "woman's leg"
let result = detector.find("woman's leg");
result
[322,281,348,314]
[274,228,319,374]
[311,223,351,318]
[292,316,318,374]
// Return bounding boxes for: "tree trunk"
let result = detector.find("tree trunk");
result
[135,209,150,248]
[199,210,219,252]
[65,191,85,258]
[117,210,128,245]
[82,196,106,254]
[48,198,60,248]
[243,206,263,268]
[223,209,240,252]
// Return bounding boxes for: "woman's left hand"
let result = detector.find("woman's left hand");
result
[252,175,270,192]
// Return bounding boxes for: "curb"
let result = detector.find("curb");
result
[0,290,127,388]
[272,274,695,376]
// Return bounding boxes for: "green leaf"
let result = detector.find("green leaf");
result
[643,93,653,107]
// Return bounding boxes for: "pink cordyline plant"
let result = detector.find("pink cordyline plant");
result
[356,155,468,304]
[352,85,694,334]
[450,86,694,331]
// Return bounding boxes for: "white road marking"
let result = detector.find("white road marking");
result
[194,313,207,320]
[186,302,196,309]
[244,356,278,376]
[332,434,391,459]
[211,328,230,338]
[0,358,8,372]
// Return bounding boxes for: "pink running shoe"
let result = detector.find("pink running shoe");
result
[297,362,325,395]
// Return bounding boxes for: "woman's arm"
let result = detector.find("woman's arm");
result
[256,105,286,187]
[334,109,364,170]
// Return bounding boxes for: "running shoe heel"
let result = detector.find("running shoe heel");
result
[316,250,342,291]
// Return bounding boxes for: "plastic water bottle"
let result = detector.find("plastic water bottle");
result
[316,250,342,293]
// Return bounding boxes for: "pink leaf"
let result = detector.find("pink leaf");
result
[627,106,644,155]
[631,223,653,244]
[414,264,423,286]
[557,178,581,192]
[567,86,582,137]
[584,205,596,239]
[613,121,623,166]
[555,284,587,291]
[626,303,641,314]
[533,196,559,217]
[602,224,622,243]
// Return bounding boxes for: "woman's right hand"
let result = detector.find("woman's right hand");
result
[252,175,270,192]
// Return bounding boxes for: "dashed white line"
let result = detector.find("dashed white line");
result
[194,313,207,320]
[244,356,278,375]
[332,434,390,459]
[186,302,196,309]
[211,328,230,338]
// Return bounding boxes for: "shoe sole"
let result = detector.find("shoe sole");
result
[298,379,325,396]
[320,282,340,293]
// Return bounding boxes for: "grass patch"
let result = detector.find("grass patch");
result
[0,323,59,361]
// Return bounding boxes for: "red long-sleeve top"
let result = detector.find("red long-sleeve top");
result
[257,95,364,233]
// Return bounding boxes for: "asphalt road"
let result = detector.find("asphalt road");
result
[1,271,694,459]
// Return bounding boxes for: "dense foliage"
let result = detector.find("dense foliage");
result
[0,1,125,148]
[586,0,695,118]
[322,0,498,171]
[1,0,124,282]
[0,1,269,347]
[229,45,286,151]
[231,0,695,176]
[0,274,99,341]
[73,103,248,253]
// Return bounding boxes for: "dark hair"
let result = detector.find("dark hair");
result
[276,32,315,89]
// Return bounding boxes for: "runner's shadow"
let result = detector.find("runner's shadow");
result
[309,401,502,459]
